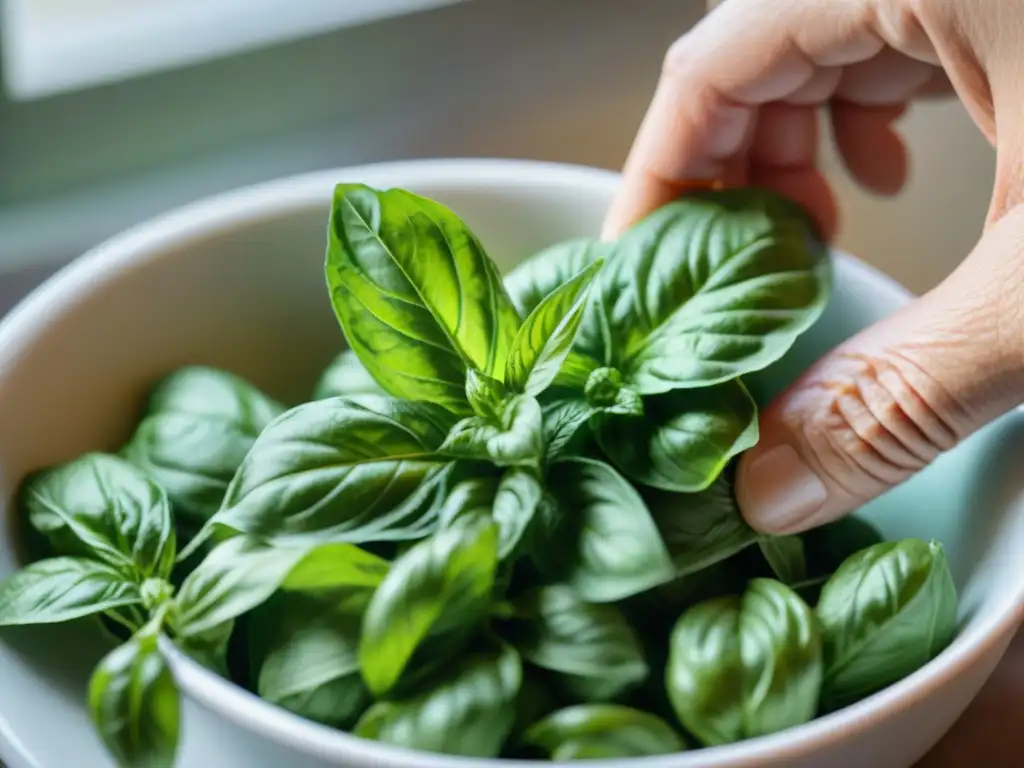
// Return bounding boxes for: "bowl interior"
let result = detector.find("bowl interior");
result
[1,159,1023,768]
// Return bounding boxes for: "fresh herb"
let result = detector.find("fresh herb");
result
[0,183,958,766]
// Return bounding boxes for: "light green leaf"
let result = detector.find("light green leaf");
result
[597,188,830,394]
[505,239,608,318]
[359,515,499,696]
[21,453,175,579]
[594,381,758,492]
[0,557,142,626]
[440,394,544,468]
[758,535,807,585]
[666,578,822,746]
[540,398,593,461]
[504,585,647,701]
[542,458,674,603]
[465,368,507,419]
[642,471,759,579]
[354,641,522,758]
[505,261,602,396]
[327,184,521,412]
[174,537,386,638]
[817,539,957,710]
[257,592,370,728]
[524,705,685,760]
[313,350,386,400]
[195,396,456,549]
[88,631,180,768]
[145,366,283,426]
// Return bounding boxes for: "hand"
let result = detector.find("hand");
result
[603,0,1024,534]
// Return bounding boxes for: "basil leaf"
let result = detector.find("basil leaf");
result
[505,239,608,318]
[643,472,759,579]
[504,585,647,701]
[552,352,602,390]
[667,578,823,746]
[354,641,522,758]
[174,537,387,638]
[583,367,645,417]
[145,366,283,425]
[758,535,807,585]
[597,189,830,394]
[540,398,593,461]
[313,350,386,400]
[594,381,758,492]
[817,539,957,710]
[176,621,233,679]
[257,592,370,728]
[21,453,175,579]
[440,394,544,468]
[200,396,455,547]
[88,632,180,768]
[504,261,602,396]
[542,458,674,603]
[0,557,142,626]
[524,704,685,759]
[327,184,521,412]
[359,515,499,696]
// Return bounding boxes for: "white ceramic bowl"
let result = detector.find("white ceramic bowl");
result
[1,159,1023,768]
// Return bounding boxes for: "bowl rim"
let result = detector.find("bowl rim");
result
[1,156,1021,767]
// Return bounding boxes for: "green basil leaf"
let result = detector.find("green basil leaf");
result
[176,621,233,679]
[504,261,602,396]
[21,453,175,579]
[542,458,674,602]
[505,239,608,318]
[597,189,830,394]
[540,398,594,462]
[524,704,685,760]
[437,468,542,560]
[758,535,807,585]
[440,394,544,468]
[145,366,283,425]
[643,469,759,579]
[595,381,758,492]
[174,537,387,638]
[327,184,521,412]
[199,396,456,548]
[504,585,647,701]
[313,350,387,400]
[552,352,602,391]
[257,592,370,728]
[359,515,499,696]
[465,368,508,419]
[88,631,180,768]
[0,557,142,626]
[816,539,957,710]
[667,578,823,746]
[354,641,522,758]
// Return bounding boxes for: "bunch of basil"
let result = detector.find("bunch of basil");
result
[0,184,958,767]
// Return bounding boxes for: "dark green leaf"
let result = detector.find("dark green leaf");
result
[596,189,830,394]
[817,539,957,710]
[21,453,175,579]
[313,350,387,400]
[594,381,758,492]
[803,515,884,581]
[0,557,142,626]
[465,368,507,419]
[505,262,602,396]
[542,458,674,603]
[327,184,521,411]
[145,366,283,426]
[359,515,499,696]
[524,704,685,759]
[440,394,544,468]
[174,537,387,638]
[642,470,758,579]
[758,535,807,585]
[354,641,522,758]
[88,632,180,768]
[504,585,647,701]
[540,398,594,461]
[666,578,822,746]
[197,396,456,548]
[505,239,608,319]
[257,592,370,728]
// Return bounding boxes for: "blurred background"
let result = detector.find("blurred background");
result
[0,0,995,314]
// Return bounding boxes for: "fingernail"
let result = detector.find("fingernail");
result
[740,444,828,532]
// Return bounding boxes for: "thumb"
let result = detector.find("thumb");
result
[736,205,1024,534]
